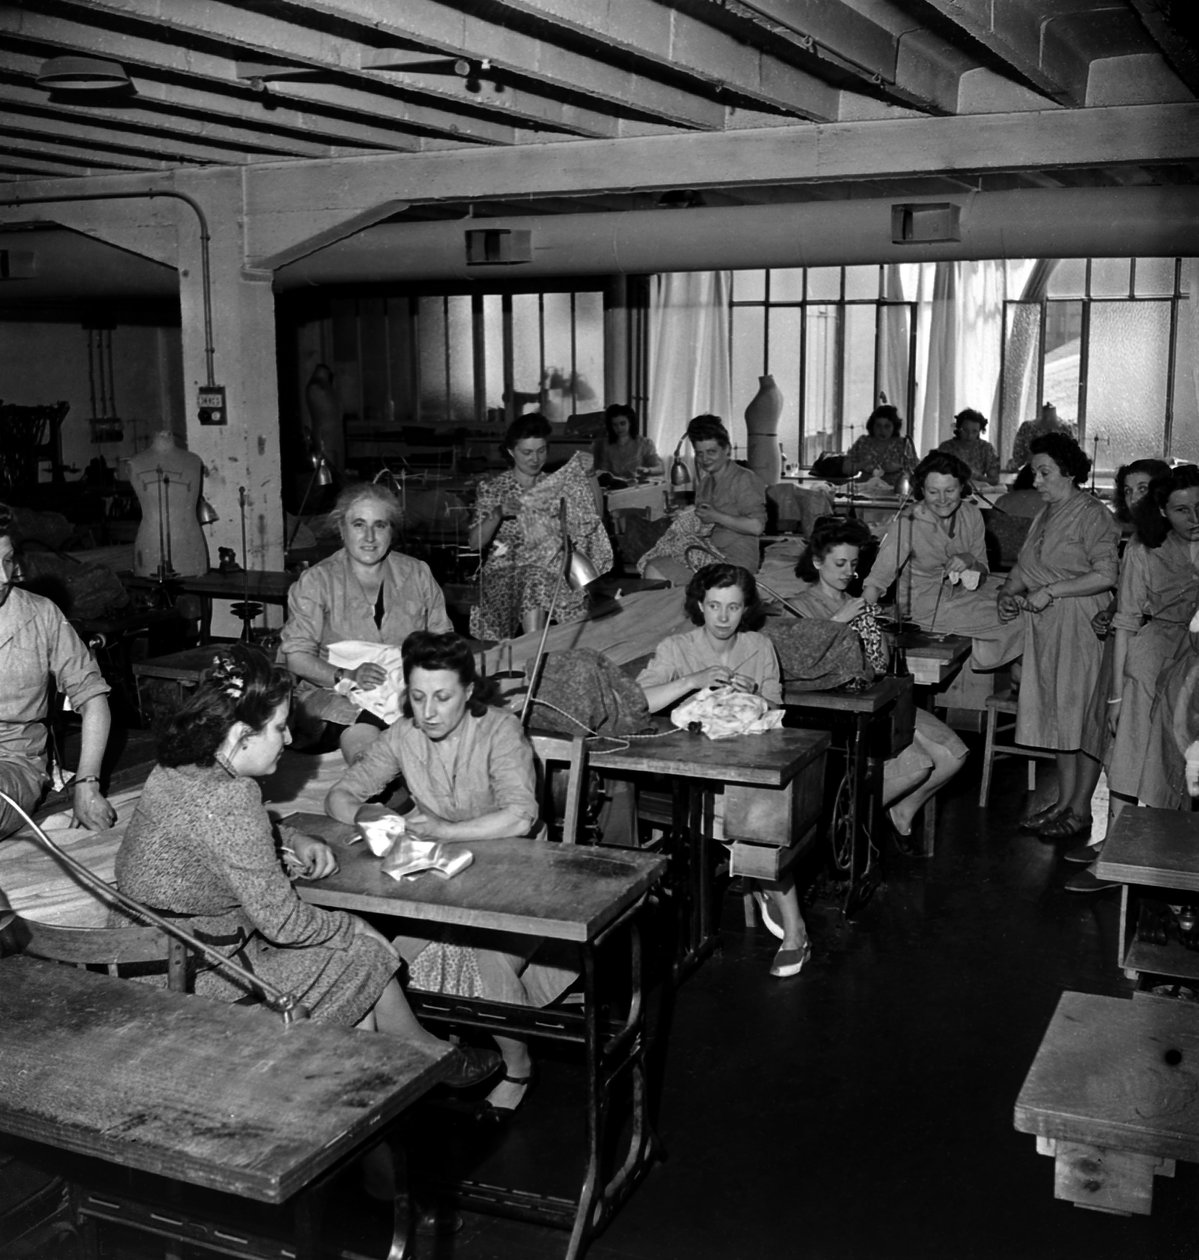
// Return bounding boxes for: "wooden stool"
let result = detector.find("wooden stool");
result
[1015,990,1199,1215]
[979,691,1053,806]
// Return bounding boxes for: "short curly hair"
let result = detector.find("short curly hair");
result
[683,563,766,630]
[502,413,552,458]
[795,515,873,582]
[156,644,292,768]
[330,483,402,533]
[686,414,730,449]
[913,450,972,500]
[953,408,988,434]
[400,630,501,718]
[865,405,903,438]
[1029,432,1090,485]
[603,404,639,442]
[1132,464,1199,548]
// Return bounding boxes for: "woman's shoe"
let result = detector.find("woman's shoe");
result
[439,1045,503,1090]
[753,890,784,940]
[1064,840,1103,864]
[769,941,812,979]
[1019,803,1066,832]
[475,1071,535,1124]
[1037,809,1092,842]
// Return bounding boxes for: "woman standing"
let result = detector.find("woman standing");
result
[591,404,662,481]
[470,414,611,641]
[281,482,452,762]
[327,631,573,1118]
[861,451,1022,669]
[997,433,1120,842]
[636,564,810,979]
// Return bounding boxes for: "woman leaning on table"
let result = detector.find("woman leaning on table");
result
[996,433,1120,842]
[280,482,452,764]
[327,630,575,1121]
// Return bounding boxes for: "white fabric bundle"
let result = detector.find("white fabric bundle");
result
[325,640,406,725]
[670,685,784,740]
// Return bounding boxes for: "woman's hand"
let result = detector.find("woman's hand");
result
[945,552,981,576]
[500,496,522,520]
[401,808,448,840]
[832,596,867,624]
[284,833,338,880]
[353,803,403,837]
[997,591,1023,622]
[1092,607,1114,638]
[1025,587,1054,613]
[1107,696,1124,737]
[695,502,718,525]
[72,782,116,832]
[693,664,736,690]
[350,661,388,690]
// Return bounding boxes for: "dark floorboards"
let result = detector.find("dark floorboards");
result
[13,740,1199,1260]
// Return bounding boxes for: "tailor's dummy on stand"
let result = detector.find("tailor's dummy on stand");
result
[126,431,208,578]
[305,363,345,475]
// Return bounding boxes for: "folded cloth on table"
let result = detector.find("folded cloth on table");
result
[325,640,405,725]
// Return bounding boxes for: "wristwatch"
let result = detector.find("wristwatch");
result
[333,667,347,685]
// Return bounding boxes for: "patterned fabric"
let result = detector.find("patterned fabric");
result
[592,435,660,480]
[847,435,907,478]
[636,507,722,577]
[470,453,612,641]
[761,616,873,692]
[938,436,1000,484]
[280,548,452,725]
[114,763,397,1025]
[525,648,655,737]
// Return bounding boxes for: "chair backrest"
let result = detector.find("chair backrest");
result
[528,730,591,845]
[11,914,190,992]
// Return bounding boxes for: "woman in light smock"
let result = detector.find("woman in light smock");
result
[793,517,968,845]
[996,433,1120,842]
[861,452,1022,670]
[636,564,810,980]
[327,631,574,1120]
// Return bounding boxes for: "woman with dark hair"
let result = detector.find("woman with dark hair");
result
[281,480,452,762]
[635,565,809,977]
[114,644,499,1080]
[0,504,116,838]
[591,403,662,481]
[793,517,968,842]
[470,413,611,641]
[996,433,1120,845]
[847,404,909,484]
[861,452,1023,666]
[938,408,1000,485]
[327,631,572,1118]
[1114,458,1171,527]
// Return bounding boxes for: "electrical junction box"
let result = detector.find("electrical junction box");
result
[198,385,227,425]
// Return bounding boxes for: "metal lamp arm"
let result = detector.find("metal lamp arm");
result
[0,791,309,1024]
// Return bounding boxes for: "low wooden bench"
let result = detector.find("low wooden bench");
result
[1014,990,1199,1216]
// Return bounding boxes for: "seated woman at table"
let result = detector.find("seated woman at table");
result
[846,405,910,487]
[114,644,500,1081]
[280,482,452,764]
[861,451,1023,670]
[793,516,968,842]
[0,505,117,839]
[938,408,1000,486]
[327,631,575,1118]
[635,563,809,979]
[591,403,663,482]
[469,413,611,642]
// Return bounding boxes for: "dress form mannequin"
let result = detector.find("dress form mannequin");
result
[126,431,208,578]
[305,364,345,473]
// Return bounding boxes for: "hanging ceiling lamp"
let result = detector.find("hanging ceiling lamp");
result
[36,56,133,93]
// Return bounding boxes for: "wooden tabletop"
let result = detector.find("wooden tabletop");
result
[1095,808,1199,892]
[782,674,908,715]
[0,955,450,1204]
[123,569,295,601]
[587,725,828,786]
[900,634,971,685]
[1014,990,1199,1164]
[290,814,666,943]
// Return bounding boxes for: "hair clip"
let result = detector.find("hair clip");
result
[210,652,246,699]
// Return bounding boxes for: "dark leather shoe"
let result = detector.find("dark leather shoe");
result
[439,1045,503,1090]
[1064,867,1117,894]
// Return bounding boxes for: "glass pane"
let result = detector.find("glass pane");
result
[730,305,765,457]
[541,292,573,423]
[1172,290,1199,462]
[387,297,416,428]
[876,304,911,438]
[445,295,474,424]
[481,294,505,424]
[841,305,876,462]
[1086,301,1170,469]
[1134,258,1177,297]
[1001,303,1042,469]
[510,292,543,409]
[844,264,880,301]
[764,305,801,467]
[806,267,840,302]
[1042,300,1082,439]
[732,269,765,302]
[416,296,447,424]
[1090,257,1131,299]
[804,304,841,451]
[1047,258,1086,298]
[571,290,604,417]
[769,268,804,303]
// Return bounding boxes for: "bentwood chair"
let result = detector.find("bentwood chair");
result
[528,730,592,845]
[8,914,191,992]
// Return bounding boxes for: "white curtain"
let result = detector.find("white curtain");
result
[647,272,732,465]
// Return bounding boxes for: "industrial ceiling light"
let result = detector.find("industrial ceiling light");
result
[36,56,132,93]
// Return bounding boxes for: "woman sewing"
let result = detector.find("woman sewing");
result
[937,409,1000,486]
[327,631,574,1119]
[635,563,809,979]
[591,404,663,482]
[861,451,1022,669]
[846,405,910,486]
[0,505,116,839]
[280,482,452,763]
[469,413,611,642]
[792,516,968,846]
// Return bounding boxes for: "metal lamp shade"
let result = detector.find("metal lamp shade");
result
[36,56,132,92]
